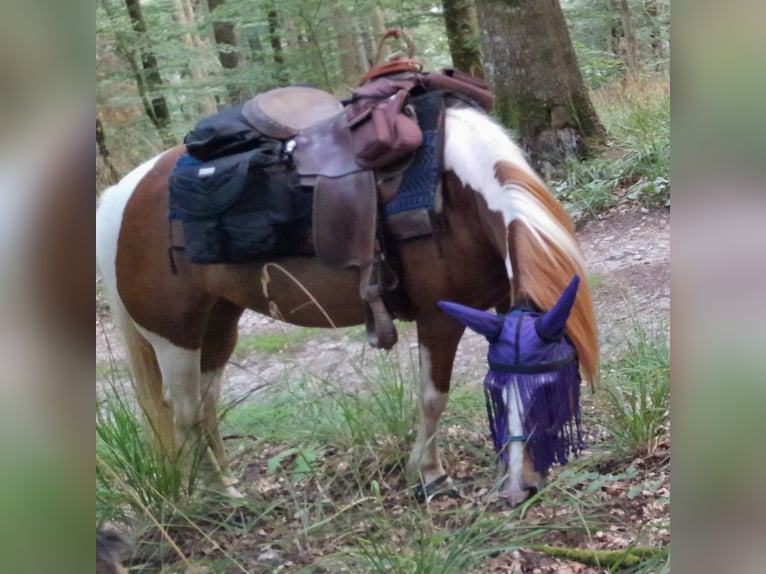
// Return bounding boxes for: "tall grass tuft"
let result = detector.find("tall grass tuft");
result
[552,77,670,220]
[96,389,205,524]
[602,321,670,458]
[350,509,544,573]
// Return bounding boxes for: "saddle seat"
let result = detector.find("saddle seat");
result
[242,86,343,141]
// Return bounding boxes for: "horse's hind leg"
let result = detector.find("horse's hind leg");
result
[407,314,465,496]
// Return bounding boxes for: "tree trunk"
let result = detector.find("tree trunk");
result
[353,20,371,76]
[267,3,289,86]
[171,0,218,115]
[644,0,665,72]
[441,0,484,79]
[124,0,173,143]
[334,4,366,88]
[96,118,120,184]
[618,0,639,81]
[475,0,605,170]
[371,6,391,66]
[208,0,245,103]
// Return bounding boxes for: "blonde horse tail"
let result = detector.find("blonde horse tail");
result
[118,305,176,455]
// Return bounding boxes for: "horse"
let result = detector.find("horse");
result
[96,100,599,507]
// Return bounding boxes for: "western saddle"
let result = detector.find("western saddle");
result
[238,30,493,350]
[240,84,397,349]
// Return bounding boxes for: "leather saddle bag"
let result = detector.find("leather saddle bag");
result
[346,88,422,169]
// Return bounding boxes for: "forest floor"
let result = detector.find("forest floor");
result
[97,204,670,573]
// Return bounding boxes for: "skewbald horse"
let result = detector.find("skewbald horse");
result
[96,103,598,506]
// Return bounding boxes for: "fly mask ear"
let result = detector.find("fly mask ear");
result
[438,301,504,342]
[536,275,580,340]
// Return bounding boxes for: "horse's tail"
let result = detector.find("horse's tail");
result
[96,157,176,452]
[444,106,600,388]
[114,303,176,454]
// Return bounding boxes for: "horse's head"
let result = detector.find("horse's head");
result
[439,276,584,506]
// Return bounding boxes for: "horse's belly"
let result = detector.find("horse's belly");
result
[206,258,367,328]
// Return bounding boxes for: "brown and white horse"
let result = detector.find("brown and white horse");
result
[96,103,598,506]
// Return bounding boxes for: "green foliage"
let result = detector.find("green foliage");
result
[96,389,204,523]
[602,321,670,458]
[551,156,621,221]
[96,0,452,186]
[234,327,319,355]
[563,0,671,78]
[572,40,624,90]
[552,78,670,220]
[352,513,538,574]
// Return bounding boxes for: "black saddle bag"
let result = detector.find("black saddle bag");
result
[169,145,312,264]
[183,104,263,161]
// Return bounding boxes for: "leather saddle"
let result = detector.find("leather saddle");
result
[243,85,404,350]
[242,86,344,141]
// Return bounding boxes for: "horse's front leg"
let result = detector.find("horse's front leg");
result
[407,314,464,499]
[199,300,245,498]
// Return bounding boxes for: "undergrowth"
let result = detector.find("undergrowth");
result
[601,320,670,458]
[97,317,669,572]
[552,76,670,223]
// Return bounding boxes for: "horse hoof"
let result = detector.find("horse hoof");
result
[412,475,461,503]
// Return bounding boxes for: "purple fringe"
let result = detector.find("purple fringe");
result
[484,361,584,473]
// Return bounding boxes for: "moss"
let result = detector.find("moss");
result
[532,544,666,568]
[494,93,548,136]
[569,92,606,143]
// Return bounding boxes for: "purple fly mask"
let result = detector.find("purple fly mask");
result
[438,275,584,475]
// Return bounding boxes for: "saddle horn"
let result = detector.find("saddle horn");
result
[535,275,580,340]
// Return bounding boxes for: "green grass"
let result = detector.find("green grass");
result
[348,510,543,573]
[233,327,320,355]
[587,272,603,290]
[552,77,670,222]
[223,344,422,454]
[96,391,203,524]
[97,321,669,572]
[602,320,670,458]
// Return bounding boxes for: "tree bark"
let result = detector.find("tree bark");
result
[267,3,289,86]
[334,4,366,88]
[96,118,120,184]
[124,0,173,141]
[618,0,639,81]
[644,0,665,72]
[171,0,218,115]
[371,6,391,66]
[475,0,605,169]
[441,0,485,79]
[208,0,245,103]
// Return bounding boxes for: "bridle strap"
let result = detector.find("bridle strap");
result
[504,435,529,443]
